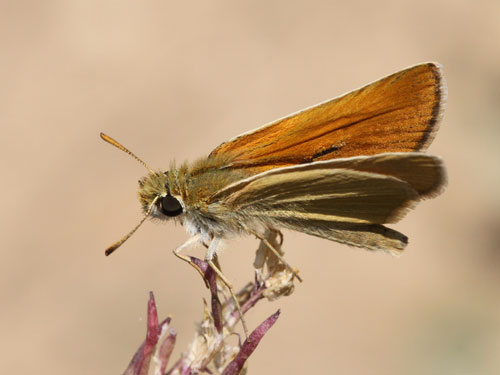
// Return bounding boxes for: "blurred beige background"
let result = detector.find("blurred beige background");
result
[1,1,500,374]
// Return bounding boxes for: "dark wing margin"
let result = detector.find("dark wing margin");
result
[209,63,446,176]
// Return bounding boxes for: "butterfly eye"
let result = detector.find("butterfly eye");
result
[160,195,183,217]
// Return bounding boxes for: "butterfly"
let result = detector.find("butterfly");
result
[102,63,447,330]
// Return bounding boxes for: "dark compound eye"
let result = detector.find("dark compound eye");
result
[160,195,183,217]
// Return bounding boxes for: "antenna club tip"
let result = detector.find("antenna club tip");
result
[105,247,115,256]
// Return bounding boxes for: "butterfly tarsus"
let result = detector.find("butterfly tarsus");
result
[173,234,209,288]
[207,259,250,340]
[173,234,250,340]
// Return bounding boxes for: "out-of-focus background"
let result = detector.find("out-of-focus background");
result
[1,1,499,374]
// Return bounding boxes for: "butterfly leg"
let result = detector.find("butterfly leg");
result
[174,236,250,339]
[251,229,303,283]
[206,239,250,340]
[172,234,209,283]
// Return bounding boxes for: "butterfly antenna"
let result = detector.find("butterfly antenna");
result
[105,196,159,256]
[100,132,156,175]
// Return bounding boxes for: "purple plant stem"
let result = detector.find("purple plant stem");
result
[158,327,177,374]
[222,309,281,375]
[191,256,223,333]
[240,286,265,316]
[123,292,162,375]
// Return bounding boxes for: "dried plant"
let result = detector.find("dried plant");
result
[121,230,296,375]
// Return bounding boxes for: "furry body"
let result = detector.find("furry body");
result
[104,62,447,258]
[138,151,445,257]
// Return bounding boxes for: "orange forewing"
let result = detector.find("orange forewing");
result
[209,63,446,175]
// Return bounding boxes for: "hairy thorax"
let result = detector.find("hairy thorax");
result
[137,154,255,243]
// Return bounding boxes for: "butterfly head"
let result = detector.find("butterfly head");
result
[100,133,184,256]
[138,171,184,219]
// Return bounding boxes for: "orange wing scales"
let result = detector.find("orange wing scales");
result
[209,63,445,175]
